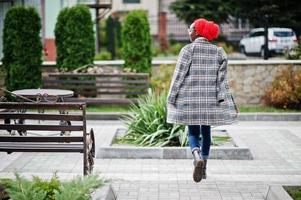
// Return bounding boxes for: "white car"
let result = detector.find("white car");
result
[239,27,298,57]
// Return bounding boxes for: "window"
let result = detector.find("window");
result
[250,31,264,37]
[123,0,140,3]
[249,32,256,37]
[274,31,294,37]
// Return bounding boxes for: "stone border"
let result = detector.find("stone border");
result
[96,128,253,160]
[265,185,296,200]
[87,112,301,121]
[92,185,116,200]
[97,146,253,160]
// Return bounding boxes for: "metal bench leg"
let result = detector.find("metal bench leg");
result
[83,137,88,176]
[83,128,95,175]
[88,129,95,173]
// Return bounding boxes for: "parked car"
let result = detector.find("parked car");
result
[239,27,298,57]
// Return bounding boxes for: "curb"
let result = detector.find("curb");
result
[87,112,301,121]
[96,128,253,160]
[96,146,253,160]
[92,185,116,200]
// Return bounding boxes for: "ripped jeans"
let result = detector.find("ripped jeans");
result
[187,125,211,159]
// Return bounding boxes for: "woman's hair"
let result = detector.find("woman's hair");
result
[194,18,219,41]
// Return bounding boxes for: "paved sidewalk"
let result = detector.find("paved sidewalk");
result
[1,121,301,200]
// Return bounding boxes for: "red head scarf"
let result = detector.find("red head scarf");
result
[194,18,219,41]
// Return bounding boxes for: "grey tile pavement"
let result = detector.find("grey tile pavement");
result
[0,120,301,200]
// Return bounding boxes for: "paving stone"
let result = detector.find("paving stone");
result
[1,121,301,199]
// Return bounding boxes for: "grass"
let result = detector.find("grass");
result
[283,186,301,200]
[211,136,231,146]
[84,105,300,113]
[239,105,300,113]
[86,105,131,112]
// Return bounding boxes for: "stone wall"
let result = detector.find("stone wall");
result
[227,60,301,105]
[1,60,301,105]
[151,60,301,106]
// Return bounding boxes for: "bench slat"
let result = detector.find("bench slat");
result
[44,79,149,84]
[0,136,83,143]
[0,124,83,131]
[0,102,85,110]
[0,143,83,153]
[97,91,147,95]
[0,113,83,121]
[51,85,148,89]
[65,98,138,105]
[48,73,149,78]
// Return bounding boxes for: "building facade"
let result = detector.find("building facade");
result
[0,0,250,61]
[0,0,98,61]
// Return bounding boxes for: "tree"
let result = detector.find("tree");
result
[55,5,95,71]
[2,6,42,93]
[104,15,122,59]
[105,16,116,59]
[122,10,152,73]
[232,0,301,36]
[169,0,234,25]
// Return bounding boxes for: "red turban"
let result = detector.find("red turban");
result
[194,18,219,41]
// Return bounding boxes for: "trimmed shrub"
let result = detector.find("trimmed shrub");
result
[286,38,301,59]
[54,7,69,70]
[0,173,104,200]
[122,10,152,74]
[168,43,184,55]
[263,66,301,109]
[2,6,42,92]
[55,5,95,71]
[150,64,175,94]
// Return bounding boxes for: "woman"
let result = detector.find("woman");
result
[166,18,238,183]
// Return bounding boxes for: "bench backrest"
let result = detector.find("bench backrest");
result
[0,102,86,143]
[43,72,149,97]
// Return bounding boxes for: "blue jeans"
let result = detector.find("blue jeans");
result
[187,125,211,159]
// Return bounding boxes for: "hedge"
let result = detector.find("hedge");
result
[122,10,152,74]
[2,6,42,93]
[55,5,95,71]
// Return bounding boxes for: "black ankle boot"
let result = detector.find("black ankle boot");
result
[192,148,204,183]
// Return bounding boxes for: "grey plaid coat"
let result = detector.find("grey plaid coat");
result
[166,37,238,126]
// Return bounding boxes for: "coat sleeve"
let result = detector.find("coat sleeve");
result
[216,47,229,102]
[167,45,192,105]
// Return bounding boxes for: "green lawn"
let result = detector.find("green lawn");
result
[239,105,300,113]
[86,105,300,113]
[87,105,131,112]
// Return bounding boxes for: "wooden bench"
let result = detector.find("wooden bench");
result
[0,102,95,175]
[43,72,150,105]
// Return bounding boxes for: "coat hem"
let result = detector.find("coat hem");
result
[166,118,239,126]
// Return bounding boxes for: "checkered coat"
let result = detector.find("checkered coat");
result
[166,37,238,126]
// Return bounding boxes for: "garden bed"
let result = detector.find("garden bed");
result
[0,174,116,200]
[284,186,301,200]
[265,185,301,200]
[96,128,253,160]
